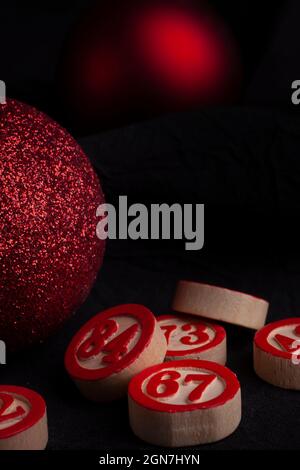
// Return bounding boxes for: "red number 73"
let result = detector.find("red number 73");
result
[146,370,216,402]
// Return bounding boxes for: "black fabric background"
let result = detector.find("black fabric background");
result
[1,0,300,453]
[3,108,300,450]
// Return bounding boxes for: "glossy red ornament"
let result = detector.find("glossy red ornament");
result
[60,0,241,132]
[0,99,105,350]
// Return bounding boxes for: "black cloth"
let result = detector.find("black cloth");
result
[3,108,300,450]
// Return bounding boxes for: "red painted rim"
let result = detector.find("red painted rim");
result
[178,280,269,305]
[65,304,156,381]
[254,317,300,359]
[157,314,226,356]
[129,359,240,413]
[0,386,46,439]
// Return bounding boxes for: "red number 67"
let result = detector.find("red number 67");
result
[146,370,216,402]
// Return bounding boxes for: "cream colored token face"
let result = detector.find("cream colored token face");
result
[0,394,30,432]
[0,386,46,441]
[254,318,300,391]
[142,367,225,406]
[267,325,300,355]
[65,304,166,384]
[158,315,225,358]
[255,318,300,360]
[129,360,240,412]
[76,315,142,371]
[129,360,241,447]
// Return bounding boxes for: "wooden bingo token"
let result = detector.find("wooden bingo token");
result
[173,281,269,330]
[0,386,48,450]
[157,314,226,364]
[65,304,167,401]
[254,317,300,390]
[128,359,241,447]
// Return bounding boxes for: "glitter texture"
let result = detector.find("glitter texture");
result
[0,99,105,350]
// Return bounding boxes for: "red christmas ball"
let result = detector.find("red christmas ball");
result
[60,0,241,131]
[0,99,105,350]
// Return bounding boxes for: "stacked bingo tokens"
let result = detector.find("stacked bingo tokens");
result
[65,304,167,401]
[173,281,269,330]
[157,314,227,364]
[0,386,48,450]
[254,318,300,390]
[128,359,241,447]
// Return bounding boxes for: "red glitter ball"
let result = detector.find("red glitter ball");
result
[0,99,105,350]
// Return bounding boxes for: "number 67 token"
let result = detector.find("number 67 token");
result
[128,360,241,447]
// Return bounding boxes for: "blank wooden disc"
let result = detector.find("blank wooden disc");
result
[128,359,241,447]
[0,386,48,450]
[254,317,300,390]
[157,314,226,364]
[65,303,167,401]
[173,281,269,330]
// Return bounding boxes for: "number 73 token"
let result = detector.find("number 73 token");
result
[128,360,241,447]
[158,314,226,364]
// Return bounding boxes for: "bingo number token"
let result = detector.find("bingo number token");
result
[172,281,269,330]
[128,359,241,447]
[157,314,226,364]
[65,304,167,401]
[0,386,48,450]
[254,317,300,390]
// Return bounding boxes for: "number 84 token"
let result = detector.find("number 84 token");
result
[65,304,167,401]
